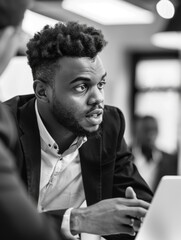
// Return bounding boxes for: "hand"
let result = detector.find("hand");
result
[70,195,149,236]
[125,186,147,233]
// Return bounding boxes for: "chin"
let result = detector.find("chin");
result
[86,125,100,132]
[83,125,101,138]
[71,122,101,138]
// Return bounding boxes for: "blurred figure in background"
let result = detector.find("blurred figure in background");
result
[131,115,178,192]
[0,0,60,239]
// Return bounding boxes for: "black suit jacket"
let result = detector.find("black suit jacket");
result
[0,103,60,240]
[4,94,153,240]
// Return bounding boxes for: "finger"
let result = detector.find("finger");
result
[120,224,136,236]
[121,216,135,226]
[125,186,137,199]
[125,206,148,219]
[118,198,150,209]
[123,215,143,229]
[122,217,142,233]
[129,218,135,227]
[132,218,143,232]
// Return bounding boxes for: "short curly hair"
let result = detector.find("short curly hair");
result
[26,21,107,85]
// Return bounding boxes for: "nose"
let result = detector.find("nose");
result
[88,86,104,105]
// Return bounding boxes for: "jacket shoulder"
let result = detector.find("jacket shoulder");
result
[103,105,126,138]
[3,94,35,115]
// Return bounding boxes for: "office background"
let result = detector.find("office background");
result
[1,0,180,161]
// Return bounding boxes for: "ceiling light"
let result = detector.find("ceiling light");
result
[152,3,181,50]
[156,0,175,19]
[62,0,154,25]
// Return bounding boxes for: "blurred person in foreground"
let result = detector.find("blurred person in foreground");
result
[131,115,178,192]
[4,21,153,240]
[0,0,62,239]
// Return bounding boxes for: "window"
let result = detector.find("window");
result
[131,51,180,153]
[0,56,33,101]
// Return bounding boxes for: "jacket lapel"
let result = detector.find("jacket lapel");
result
[79,133,102,205]
[19,98,41,202]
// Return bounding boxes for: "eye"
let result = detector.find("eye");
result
[74,84,87,93]
[97,80,106,90]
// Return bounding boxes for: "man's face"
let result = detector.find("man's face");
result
[47,56,106,136]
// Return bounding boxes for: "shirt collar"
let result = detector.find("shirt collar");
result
[35,100,87,152]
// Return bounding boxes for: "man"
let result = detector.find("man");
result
[131,115,178,192]
[4,22,153,239]
[0,0,61,239]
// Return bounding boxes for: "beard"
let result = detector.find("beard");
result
[51,91,101,137]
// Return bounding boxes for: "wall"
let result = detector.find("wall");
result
[99,21,165,142]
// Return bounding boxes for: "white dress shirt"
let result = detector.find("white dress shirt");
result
[35,101,87,235]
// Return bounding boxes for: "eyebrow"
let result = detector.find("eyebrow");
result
[70,72,107,84]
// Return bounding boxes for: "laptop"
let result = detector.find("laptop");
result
[135,175,181,240]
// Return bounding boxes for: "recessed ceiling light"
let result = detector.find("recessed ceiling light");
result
[156,0,175,19]
[62,0,154,25]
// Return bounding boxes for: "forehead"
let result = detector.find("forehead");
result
[55,56,105,83]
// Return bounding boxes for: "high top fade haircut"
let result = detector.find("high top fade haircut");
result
[26,21,107,86]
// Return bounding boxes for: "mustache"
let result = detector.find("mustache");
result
[87,104,104,114]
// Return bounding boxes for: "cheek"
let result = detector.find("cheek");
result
[71,102,85,118]
[68,96,87,111]
[62,97,85,116]
[53,89,87,116]
[71,102,88,123]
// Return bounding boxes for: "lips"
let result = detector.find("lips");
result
[86,108,103,117]
[86,108,103,125]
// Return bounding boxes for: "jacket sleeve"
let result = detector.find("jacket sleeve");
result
[103,107,153,240]
[0,104,60,240]
[113,107,153,202]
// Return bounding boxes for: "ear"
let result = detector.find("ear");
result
[33,80,50,103]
